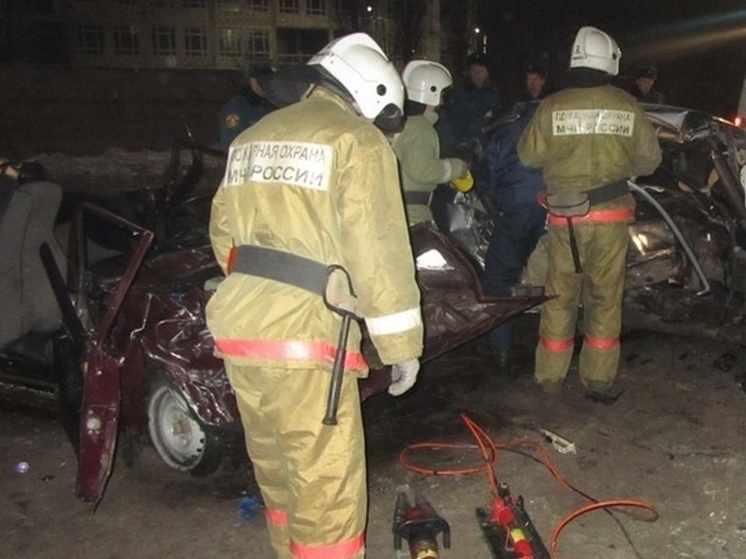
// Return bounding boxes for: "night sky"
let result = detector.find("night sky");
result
[476,0,746,118]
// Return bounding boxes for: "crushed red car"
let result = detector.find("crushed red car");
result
[8,102,745,504]
[0,138,546,503]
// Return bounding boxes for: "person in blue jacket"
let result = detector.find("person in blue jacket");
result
[478,100,547,371]
[437,52,500,159]
[219,59,277,151]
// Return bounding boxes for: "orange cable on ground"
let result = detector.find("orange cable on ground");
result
[397,412,659,558]
[550,499,659,559]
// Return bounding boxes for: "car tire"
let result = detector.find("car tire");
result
[147,376,222,476]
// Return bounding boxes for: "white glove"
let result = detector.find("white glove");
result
[388,359,421,396]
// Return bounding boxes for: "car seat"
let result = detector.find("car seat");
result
[0,180,67,353]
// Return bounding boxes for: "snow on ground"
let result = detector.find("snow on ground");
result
[34,149,173,193]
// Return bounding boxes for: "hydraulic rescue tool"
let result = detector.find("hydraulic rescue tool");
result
[393,492,451,558]
[477,483,550,559]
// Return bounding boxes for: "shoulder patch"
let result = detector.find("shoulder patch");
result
[224,113,241,130]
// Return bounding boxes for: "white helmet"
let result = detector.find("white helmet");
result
[402,60,453,106]
[569,26,621,76]
[308,33,404,123]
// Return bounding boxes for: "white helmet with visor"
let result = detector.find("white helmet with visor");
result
[308,33,404,131]
[402,60,453,107]
[569,26,621,76]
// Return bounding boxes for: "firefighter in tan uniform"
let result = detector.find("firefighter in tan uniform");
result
[517,26,661,395]
[206,33,423,559]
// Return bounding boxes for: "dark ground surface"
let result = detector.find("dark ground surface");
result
[3,314,746,558]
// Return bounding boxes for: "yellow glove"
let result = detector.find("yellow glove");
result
[451,170,474,193]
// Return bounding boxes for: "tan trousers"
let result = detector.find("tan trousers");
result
[535,221,629,390]
[225,362,367,559]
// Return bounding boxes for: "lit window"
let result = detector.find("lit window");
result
[219,29,241,57]
[278,0,299,13]
[184,27,208,57]
[112,25,140,55]
[307,0,325,15]
[152,25,176,55]
[78,24,105,55]
[247,0,269,10]
[246,31,270,58]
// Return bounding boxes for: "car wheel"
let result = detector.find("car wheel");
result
[147,377,221,476]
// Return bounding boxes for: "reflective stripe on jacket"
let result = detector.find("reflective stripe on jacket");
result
[207,87,423,370]
[547,208,635,226]
[214,339,367,370]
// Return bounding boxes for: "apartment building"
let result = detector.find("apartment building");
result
[0,1,464,155]
[2,1,443,69]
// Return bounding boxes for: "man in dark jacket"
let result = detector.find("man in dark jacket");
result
[479,101,547,369]
[437,52,501,159]
[520,62,549,102]
[629,63,665,104]
[219,59,277,151]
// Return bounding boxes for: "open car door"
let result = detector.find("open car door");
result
[41,203,154,504]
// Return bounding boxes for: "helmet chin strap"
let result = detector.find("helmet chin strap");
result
[350,100,366,118]
[313,67,357,106]
[317,83,366,120]
[423,105,439,125]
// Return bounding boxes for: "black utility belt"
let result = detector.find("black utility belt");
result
[404,190,432,205]
[229,245,328,296]
[546,179,629,218]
